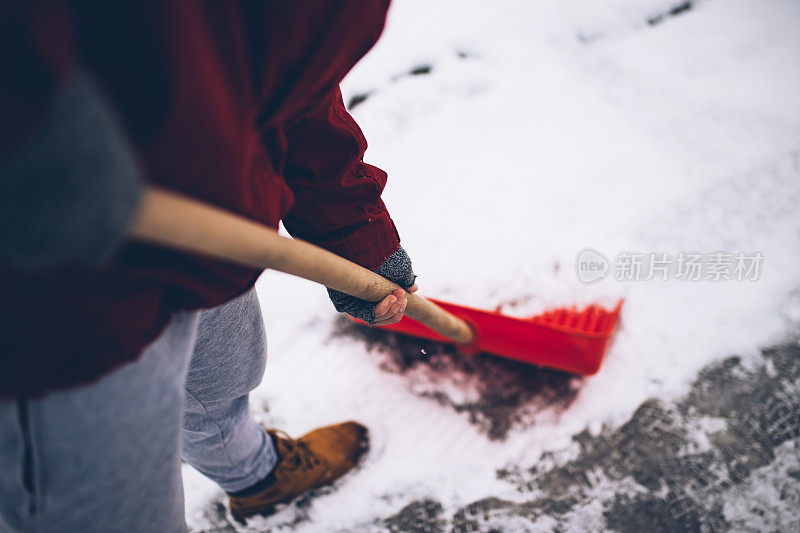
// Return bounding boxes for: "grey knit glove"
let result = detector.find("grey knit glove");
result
[0,73,143,270]
[328,246,417,325]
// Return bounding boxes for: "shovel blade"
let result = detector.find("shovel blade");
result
[354,298,623,375]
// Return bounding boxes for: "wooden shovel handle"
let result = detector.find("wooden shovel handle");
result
[130,187,476,345]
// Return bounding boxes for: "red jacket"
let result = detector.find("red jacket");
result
[0,1,399,397]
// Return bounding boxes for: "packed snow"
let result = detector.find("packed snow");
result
[184,1,800,530]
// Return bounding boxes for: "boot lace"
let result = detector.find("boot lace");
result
[272,430,321,476]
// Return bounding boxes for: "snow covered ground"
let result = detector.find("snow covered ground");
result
[184,1,800,531]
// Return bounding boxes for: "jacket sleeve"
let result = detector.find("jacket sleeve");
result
[281,87,401,271]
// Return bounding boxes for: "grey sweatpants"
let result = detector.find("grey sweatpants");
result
[0,289,277,532]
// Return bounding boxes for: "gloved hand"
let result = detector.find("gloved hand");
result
[327,246,417,326]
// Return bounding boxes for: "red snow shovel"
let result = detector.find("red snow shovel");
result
[351,298,622,375]
[131,188,623,375]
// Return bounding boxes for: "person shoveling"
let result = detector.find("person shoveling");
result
[0,3,619,530]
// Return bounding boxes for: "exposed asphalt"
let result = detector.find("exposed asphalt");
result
[368,328,800,532]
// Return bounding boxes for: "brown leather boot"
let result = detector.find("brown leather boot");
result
[229,421,369,521]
